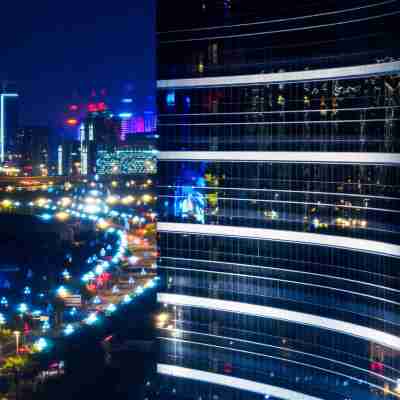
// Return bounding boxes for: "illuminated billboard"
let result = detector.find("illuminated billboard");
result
[96,149,157,175]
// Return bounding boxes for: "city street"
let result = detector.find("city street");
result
[0,176,157,367]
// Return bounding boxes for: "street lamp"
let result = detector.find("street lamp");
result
[395,378,400,393]
[13,331,20,354]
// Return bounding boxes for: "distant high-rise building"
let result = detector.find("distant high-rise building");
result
[156,1,399,400]
[80,109,120,175]
[16,126,50,175]
[118,112,136,142]
[56,139,81,176]
[118,112,156,139]
[0,90,19,163]
[144,110,156,133]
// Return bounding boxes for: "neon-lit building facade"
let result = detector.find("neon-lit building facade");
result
[96,148,157,175]
[119,113,136,142]
[144,110,156,133]
[118,112,156,139]
[156,1,400,399]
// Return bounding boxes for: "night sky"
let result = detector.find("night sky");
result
[0,1,155,128]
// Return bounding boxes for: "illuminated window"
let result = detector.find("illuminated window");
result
[166,91,175,107]
[208,43,219,64]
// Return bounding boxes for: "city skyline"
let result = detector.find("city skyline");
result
[0,0,155,127]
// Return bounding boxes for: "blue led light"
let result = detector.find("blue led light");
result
[166,91,175,106]
[69,307,77,316]
[42,320,51,332]
[40,213,52,221]
[122,294,132,304]
[17,303,28,314]
[95,260,104,271]
[135,286,144,295]
[34,337,48,352]
[106,303,117,313]
[118,112,133,118]
[64,324,75,336]
[184,95,191,111]
[146,280,155,289]
[56,286,68,296]
[85,312,98,325]
[62,269,71,280]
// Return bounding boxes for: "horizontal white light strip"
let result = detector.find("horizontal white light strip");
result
[160,327,399,383]
[159,265,400,306]
[157,61,400,89]
[158,151,400,165]
[157,222,400,258]
[157,364,324,400]
[158,293,400,351]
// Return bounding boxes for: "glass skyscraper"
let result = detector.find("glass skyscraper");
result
[156,1,400,399]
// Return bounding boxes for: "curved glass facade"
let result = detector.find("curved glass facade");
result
[156,1,400,399]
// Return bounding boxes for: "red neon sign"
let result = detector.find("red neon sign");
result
[88,103,98,113]
[97,102,107,111]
